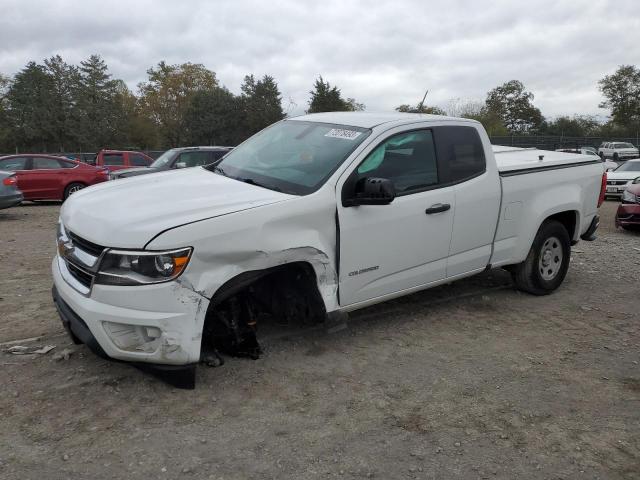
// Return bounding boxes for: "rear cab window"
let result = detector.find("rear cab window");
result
[103,154,124,166]
[433,125,486,184]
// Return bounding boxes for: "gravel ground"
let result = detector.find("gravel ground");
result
[0,200,638,480]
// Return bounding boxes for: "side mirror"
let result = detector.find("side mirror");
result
[348,177,396,206]
[175,161,187,169]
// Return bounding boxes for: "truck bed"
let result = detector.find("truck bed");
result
[492,145,601,175]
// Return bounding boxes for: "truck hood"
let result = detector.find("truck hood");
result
[61,167,294,248]
[112,166,156,177]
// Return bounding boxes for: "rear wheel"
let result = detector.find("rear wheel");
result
[613,153,619,162]
[64,182,85,200]
[512,220,571,295]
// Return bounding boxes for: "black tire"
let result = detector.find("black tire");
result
[599,152,605,160]
[63,182,86,200]
[511,220,571,295]
[613,153,619,162]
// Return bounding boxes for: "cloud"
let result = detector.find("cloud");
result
[1,0,638,118]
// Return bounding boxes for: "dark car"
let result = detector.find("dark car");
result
[615,178,640,231]
[109,146,233,180]
[0,170,23,209]
[0,155,109,201]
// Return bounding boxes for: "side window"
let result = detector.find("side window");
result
[103,154,124,166]
[433,126,486,183]
[130,154,150,166]
[33,158,62,169]
[0,157,28,171]
[59,160,76,169]
[176,151,211,168]
[356,130,438,194]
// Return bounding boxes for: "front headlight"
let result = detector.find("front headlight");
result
[95,248,192,286]
[622,189,638,203]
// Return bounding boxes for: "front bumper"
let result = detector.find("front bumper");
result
[52,255,209,387]
[615,204,640,227]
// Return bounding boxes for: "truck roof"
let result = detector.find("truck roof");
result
[289,112,477,129]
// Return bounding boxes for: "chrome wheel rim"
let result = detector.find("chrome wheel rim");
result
[539,236,563,281]
[68,185,84,195]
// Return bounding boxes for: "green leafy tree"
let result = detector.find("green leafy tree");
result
[6,62,55,151]
[44,55,82,151]
[598,65,640,133]
[138,61,218,147]
[240,74,285,136]
[539,115,601,137]
[307,76,362,113]
[485,80,543,133]
[395,103,446,115]
[185,87,244,146]
[77,54,121,150]
[0,73,11,151]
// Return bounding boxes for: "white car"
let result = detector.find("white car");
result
[605,159,640,198]
[598,142,639,162]
[557,147,617,171]
[52,112,606,387]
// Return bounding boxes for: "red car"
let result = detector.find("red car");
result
[91,149,154,171]
[0,154,109,201]
[616,179,640,231]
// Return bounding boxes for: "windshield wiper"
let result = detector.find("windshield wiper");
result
[240,178,282,192]
[212,165,227,176]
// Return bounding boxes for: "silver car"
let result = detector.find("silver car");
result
[0,170,23,209]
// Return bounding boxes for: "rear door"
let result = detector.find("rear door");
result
[29,157,66,199]
[433,126,501,277]
[337,127,455,307]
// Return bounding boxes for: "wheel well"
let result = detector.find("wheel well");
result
[201,262,327,362]
[546,211,577,240]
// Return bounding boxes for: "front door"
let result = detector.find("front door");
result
[337,128,455,307]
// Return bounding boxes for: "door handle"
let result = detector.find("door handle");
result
[425,203,451,214]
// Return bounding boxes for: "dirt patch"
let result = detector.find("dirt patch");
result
[1,200,639,479]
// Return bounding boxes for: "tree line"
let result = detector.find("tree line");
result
[0,56,639,153]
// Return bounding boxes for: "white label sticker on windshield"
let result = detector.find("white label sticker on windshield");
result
[324,128,362,140]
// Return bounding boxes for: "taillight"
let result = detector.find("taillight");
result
[98,168,109,177]
[597,172,607,208]
[2,176,17,186]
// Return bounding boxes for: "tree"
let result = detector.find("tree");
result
[539,115,601,137]
[395,103,446,115]
[77,54,120,150]
[307,76,362,113]
[0,73,11,151]
[44,55,81,151]
[485,80,543,133]
[240,74,285,136]
[185,87,244,146]
[138,61,218,147]
[598,65,640,132]
[6,62,56,151]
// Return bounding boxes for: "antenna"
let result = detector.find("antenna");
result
[418,89,429,112]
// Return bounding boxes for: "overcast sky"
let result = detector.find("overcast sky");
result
[1,0,638,119]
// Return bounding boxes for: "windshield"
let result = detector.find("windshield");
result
[615,161,640,172]
[150,149,179,168]
[614,143,635,149]
[206,120,371,195]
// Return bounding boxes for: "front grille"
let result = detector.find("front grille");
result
[607,180,629,186]
[68,231,105,257]
[66,262,94,288]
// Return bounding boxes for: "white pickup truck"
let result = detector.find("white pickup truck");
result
[52,112,606,388]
